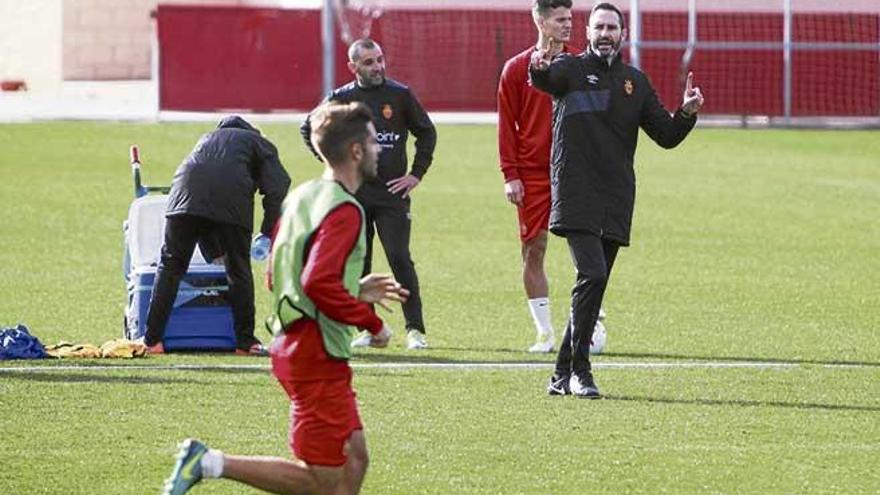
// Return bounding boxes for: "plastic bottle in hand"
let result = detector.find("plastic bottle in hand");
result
[250,234,271,261]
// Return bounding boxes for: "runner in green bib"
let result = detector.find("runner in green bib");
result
[268,178,369,359]
[162,102,409,495]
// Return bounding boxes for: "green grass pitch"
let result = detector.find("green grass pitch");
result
[0,122,878,494]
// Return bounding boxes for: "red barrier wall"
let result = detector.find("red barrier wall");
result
[158,6,329,111]
[158,6,879,116]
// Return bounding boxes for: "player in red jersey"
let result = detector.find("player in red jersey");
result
[497,0,574,353]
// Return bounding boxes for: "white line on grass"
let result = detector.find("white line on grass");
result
[0,361,819,373]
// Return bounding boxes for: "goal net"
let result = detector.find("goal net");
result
[333,0,880,120]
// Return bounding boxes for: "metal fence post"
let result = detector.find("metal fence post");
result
[630,0,641,69]
[322,0,336,98]
[783,0,792,123]
[680,0,697,96]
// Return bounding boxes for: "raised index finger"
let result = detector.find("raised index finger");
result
[686,72,694,93]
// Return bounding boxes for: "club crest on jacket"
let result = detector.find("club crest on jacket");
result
[624,79,634,96]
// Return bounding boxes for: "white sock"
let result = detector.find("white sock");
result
[527,297,553,336]
[201,449,224,479]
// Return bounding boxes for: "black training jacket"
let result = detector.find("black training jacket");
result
[165,116,291,235]
[530,51,696,246]
[300,79,436,200]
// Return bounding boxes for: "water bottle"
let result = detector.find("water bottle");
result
[250,234,271,261]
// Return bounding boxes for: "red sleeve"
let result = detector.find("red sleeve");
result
[497,55,523,183]
[301,203,383,334]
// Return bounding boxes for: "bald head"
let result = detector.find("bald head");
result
[347,38,386,88]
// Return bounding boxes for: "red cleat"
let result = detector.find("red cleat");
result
[145,342,165,354]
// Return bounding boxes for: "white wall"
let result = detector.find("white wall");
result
[61,0,276,81]
[0,0,63,93]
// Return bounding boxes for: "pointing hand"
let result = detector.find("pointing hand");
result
[681,72,704,117]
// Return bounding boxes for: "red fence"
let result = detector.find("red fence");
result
[637,12,879,116]
[157,6,879,116]
[158,6,326,111]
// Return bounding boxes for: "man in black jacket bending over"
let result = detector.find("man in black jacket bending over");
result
[300,38,437,350]
[529,2,704,397]
[143,116,291,355]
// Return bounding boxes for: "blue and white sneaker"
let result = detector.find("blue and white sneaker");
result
[163,438,207,495]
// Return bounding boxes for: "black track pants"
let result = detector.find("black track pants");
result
[144,214,257,349]
[362,202,424,332]
[554,232,619,377]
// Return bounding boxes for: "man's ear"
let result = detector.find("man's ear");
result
[347,61,357,75]
[533,14,544,33]
[350,141,364,162]
[621,28,628,42]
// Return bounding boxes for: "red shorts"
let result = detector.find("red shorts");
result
[270,321,362,466]
[274,373,363,466]
[516,170,551,242]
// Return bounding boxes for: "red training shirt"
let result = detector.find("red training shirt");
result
[271,203,383,382]
[497,45,574,183]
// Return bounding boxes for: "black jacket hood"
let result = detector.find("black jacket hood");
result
[165,115,290,234]
[217,115,260,134]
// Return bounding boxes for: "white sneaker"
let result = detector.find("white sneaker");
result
[528,333,555,353]
[406,330,428,349]
[351,332,373,348]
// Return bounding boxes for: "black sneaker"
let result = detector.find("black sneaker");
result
[547,374,571,396]
[569,374,601,399]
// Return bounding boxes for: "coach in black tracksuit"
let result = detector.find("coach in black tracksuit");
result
[144,116,291,354]
[530,2,704,397]
[300,38,437,348]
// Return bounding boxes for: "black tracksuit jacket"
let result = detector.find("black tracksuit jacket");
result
[300,79,436,206]
[530,51,696,246]
[165,116,291,236]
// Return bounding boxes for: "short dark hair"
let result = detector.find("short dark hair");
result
[590,2,626,30]
[309,102,374,165]
[532,0,573,18]
[348,38,380,63]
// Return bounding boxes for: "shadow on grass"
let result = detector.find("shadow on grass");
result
[0,370,205,385]
[342,348,880,368]
[603,394,880,413]
[351,350,552,365]
[431,346,544,355]
[603,351,880,368]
